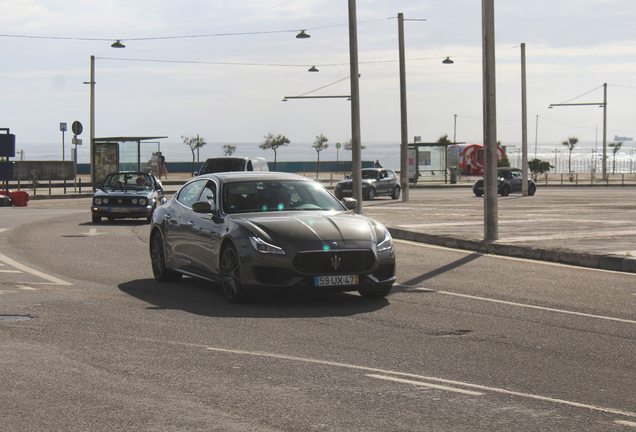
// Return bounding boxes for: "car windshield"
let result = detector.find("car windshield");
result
[361,170,379,180]
[103,173,152,191]
[223,180,345,214]
[200,159,246,174]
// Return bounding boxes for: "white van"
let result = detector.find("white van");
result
[196,157,269,176]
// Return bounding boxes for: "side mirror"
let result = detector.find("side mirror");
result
[193,171,199,176]
[342,197,357,210]
[192,200,214,214]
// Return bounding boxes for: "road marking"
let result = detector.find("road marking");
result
[85,228,106,236]
[367,374,484,396]
[205,347,636,419]
[616,420,636,427]
[405,287,636,325]
[0,228,8,234]
[0,252,72,286]
[0,270,21,273]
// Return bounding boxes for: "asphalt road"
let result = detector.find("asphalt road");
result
[1,198,635,431]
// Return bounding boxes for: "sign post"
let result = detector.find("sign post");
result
[71,121,83,192]
[60,123,67,161]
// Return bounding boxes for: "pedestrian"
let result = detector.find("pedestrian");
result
[375,159,382,168]
[149,152,158,175]
[158,151,168,179]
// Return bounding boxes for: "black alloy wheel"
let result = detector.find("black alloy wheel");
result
[220,244,248,303]
[150,230,182,282]
[366,187,376,200]
[391,186,401,200]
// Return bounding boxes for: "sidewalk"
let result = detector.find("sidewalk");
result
[10,171,636,274]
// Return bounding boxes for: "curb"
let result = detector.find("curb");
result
[387,227,636,274]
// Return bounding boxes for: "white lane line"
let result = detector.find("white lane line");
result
[616,420,636,427]
[407,287,636,325]
[367,374,484,396]
[205,347,636,419]
[0,229,8,234]
[0,270,22,273]
[0,252,72,286]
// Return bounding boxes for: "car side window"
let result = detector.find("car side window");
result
[199,181,216,211]
[511,170,522,179]
[177,180,206,209]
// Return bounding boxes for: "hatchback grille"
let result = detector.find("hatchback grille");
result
[294,250,375,274]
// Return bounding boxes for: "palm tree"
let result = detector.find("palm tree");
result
[312,134,329,179]
[259,133,290,171]
[609,141,623,174]
[561,137,578,174]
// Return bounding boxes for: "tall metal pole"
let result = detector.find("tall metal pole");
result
[534,115,539,158]
[602,82,608,182]
[348,0,363,213]
[521,43,528,196]
[89,55,96,188]
[453,114,457,143]
[482,0,498,241]
[398,13,409,202]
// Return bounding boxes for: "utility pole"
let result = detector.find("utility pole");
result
[521,43,528,196]
[398,12,409,202]
[482,0,498,241]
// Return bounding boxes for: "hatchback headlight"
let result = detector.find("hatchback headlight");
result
[103,198,109,204]
[377,229,394,252]
[139,198,147,206]
[250,236,285,255]
[94,198,102,205]
[132,198,138,204]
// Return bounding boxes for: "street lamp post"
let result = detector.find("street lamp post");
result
[348,0,363,213]
[520,42,528,196]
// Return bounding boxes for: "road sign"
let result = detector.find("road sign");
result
[72,121,83,135]
[72,138,82,145]
[60,123,67,132]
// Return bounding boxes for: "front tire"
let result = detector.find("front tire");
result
[150,230,182,282]
[365,187,376,200]
[501,185,510,196]
[92,214,101,223]
[220,244,249,303]
[528,184,536,196]
[391,186,401,200]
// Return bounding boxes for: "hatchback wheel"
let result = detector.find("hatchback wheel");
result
[500,185,510,196]
[528,184,536,196]
[391,186,401,200]
[220,244,249,303]
[366,187,376,200]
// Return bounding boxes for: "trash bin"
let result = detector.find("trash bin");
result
[450,167,458,184]
[9,191,29,206]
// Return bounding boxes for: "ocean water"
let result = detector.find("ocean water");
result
[12,140,636,174]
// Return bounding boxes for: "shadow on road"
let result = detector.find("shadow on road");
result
[119,277,389,319]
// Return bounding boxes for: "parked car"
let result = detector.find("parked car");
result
[334,168,401,200]
[195,156,269,176]
[91,172,166,223]
[149,172,396,303]
[473,167,536,197]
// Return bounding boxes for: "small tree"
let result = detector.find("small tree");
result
[528,158,553,181]
[223,144,236,156]
[609,141,623,174]
[259,133,289,171]
[182,135,207,176]
[343,139,366,151]
[562,136,578,176]
[312,134,329,179]
[436,134,451,144]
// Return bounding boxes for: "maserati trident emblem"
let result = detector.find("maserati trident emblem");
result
[331,254,341,271]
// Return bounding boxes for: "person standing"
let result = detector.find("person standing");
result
[158,151,168,179]
[374,159,382,168]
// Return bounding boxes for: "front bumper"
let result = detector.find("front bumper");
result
[91,205,153,219]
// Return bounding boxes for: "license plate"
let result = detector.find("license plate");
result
[314,275,358,286]
[109,207,129,213]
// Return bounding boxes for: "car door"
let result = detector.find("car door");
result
[186,180,225,280]
[509,169,523,192]
[163,180,207,270]
[377,170,390,195]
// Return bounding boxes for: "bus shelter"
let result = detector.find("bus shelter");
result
[408,142,464,184]
[92,136,167,185]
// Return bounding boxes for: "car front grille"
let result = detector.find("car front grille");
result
[294,250,375,274]
[99,197,146,205]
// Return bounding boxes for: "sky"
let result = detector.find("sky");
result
[2,0,636,160]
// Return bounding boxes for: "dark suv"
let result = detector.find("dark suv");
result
[196,157,269,175]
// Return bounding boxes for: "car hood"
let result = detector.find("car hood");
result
[233,211,382,246]
[94,189,153,197]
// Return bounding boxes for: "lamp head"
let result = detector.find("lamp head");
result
[111,40,125,48]
[442,57,454,64]
[296,30,310,39]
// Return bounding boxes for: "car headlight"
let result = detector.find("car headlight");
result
[103,198,108,204]
[377,229,393,252]
[132,198,138,204]
[94,198,102,205]
[139,198,147,206]
[249,236,285,255]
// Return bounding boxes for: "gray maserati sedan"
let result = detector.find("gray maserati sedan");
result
[149,172,396,303]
